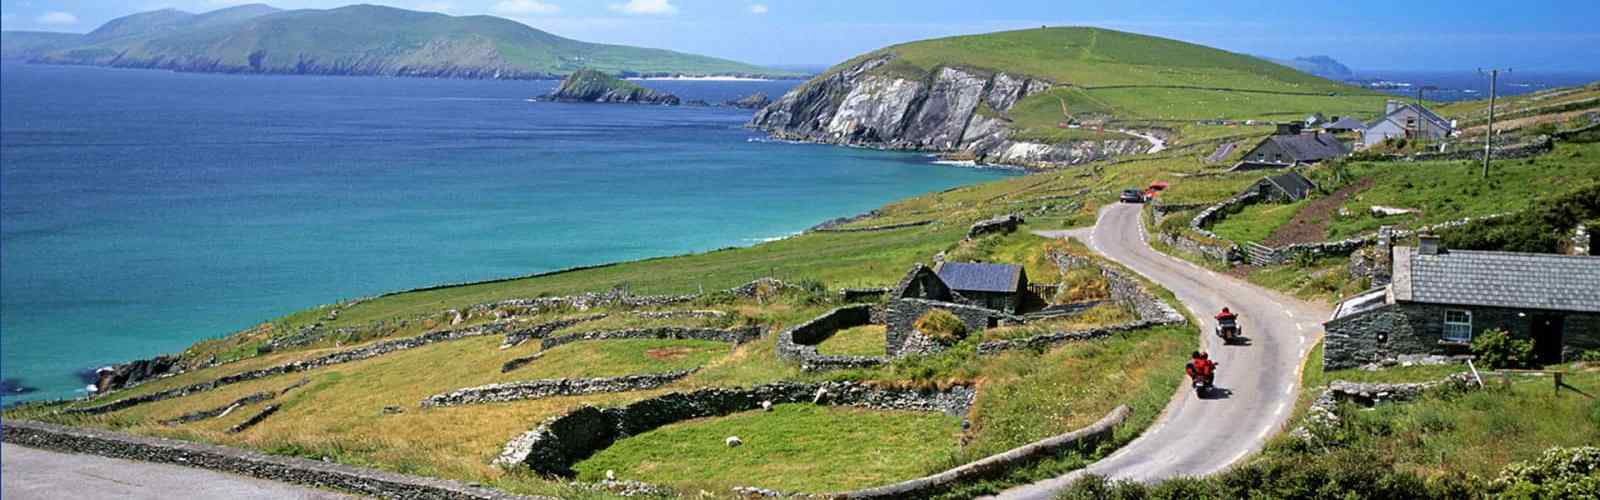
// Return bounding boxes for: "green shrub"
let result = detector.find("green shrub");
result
[1576,349,1600,363]
[1472,329,1537,369]
[914,309,968,345]
[1490,446,1600,498]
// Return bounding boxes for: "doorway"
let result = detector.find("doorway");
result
[1531,315,1565,365]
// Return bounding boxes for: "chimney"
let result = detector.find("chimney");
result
[1418,233,1443,256]
[1385,100,1402,115]
[1275,122,1303,136]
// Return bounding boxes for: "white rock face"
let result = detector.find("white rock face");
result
[984,72,1027,112]
[902,67,989,150]
[747,52,1161,168]
[960,113,1012,154]
[826,76,923,143]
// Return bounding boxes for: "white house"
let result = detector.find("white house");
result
[1362,101,1455,147]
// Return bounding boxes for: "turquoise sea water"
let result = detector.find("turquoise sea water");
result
[0,63,1012,402]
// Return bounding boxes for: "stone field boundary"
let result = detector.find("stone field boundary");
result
[1,419,554,500]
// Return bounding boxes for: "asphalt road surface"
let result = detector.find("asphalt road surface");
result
[993,202,1328,498]
[1,443,351,499]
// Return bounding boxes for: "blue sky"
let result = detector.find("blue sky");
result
[4,0,1598,71]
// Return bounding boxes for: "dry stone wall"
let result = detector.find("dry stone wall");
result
[775,304,887,371]
[495,382,975,476]
[813,220,934,233]
[69,320,517,415]
[500,314,607,349]
[421,370,696,407]
[538,326,761,351]
[977,250,1185,355]
[755,405,1130,499]
[968,214,1023,239]
[1294,373,1474,443]
[884,299,1011,357]
[160,391,275,425]
[2,420,552,500]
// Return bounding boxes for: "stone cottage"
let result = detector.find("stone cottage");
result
[1232,123,1350,170]
[934,262,1030,314]
[1323,235,1600,369]
[1246,172,1316,202]
[1362,100,1455,147]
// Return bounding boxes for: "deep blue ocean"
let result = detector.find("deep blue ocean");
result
[1352,70,1600,101]
[0,62,1012,402]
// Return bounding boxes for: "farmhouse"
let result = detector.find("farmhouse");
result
[1246,171,1316,202]
[1232,123,1350,170]
[1362,100,1455,147]
[934,262,1029,314]
[1323,235,1600,369]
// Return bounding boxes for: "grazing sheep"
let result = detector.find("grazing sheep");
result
[725,436,743,447]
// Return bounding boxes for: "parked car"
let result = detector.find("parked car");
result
[1120,188,1144,203]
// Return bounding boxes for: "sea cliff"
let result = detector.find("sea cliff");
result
[748,54,1154,169]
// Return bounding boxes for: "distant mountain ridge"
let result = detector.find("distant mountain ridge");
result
[1260,55,1355,80]
[0,4,796,79]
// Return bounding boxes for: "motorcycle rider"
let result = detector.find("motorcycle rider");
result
[1186,351,1216,387]
[1215,307,1238,322]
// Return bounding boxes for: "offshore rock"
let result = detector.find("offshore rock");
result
[725,92,771,109]
[543,69,680,105]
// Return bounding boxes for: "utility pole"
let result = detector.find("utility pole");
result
[1480,68,1511,179]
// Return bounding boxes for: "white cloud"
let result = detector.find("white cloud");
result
[608,0,676,15]
[748,4,767,14]
[35,11,79,26]
[494,0,559,14]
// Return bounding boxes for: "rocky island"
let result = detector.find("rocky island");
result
[542,69,681,105]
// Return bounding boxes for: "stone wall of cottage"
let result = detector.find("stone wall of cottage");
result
[883,299,1006,357]
[774,304,887,371]
[1325,302,1600,369]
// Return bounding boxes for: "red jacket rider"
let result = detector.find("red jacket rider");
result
[1215,307,1238,322]
[1186,351,1215,381]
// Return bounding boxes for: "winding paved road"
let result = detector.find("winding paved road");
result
[0,444,351,499]
[993,202,1328,498]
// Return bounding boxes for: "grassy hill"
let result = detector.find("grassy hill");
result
[758,27,1390,160]
[4,4,796,79]
[0,31,84,59]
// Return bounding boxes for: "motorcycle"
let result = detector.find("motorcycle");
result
[1188,362,1218,396]
[1215,317,1241,344]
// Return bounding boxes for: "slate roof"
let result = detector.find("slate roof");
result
[1264,133,1349,162]
[1365,103,1453,132]
[935,262,1024,293]
[1324,117,1367,131]
[1261,172,1316,200]
[1391,246,1600,313]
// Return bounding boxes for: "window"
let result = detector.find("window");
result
[1443,310,1472,341]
